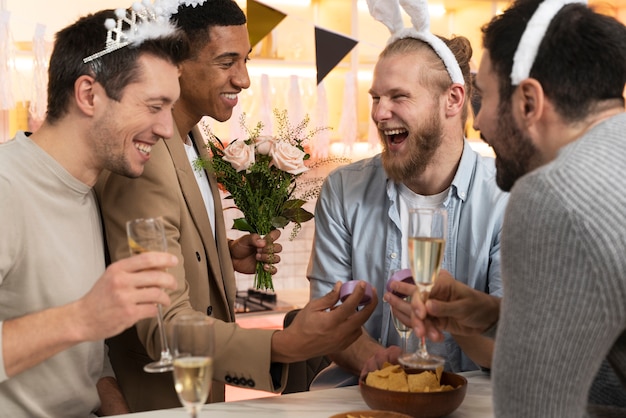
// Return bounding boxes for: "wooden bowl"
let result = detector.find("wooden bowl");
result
[330,410,412,418]
[359,371,467,418]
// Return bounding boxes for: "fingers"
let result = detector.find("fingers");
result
[130,280,175,306]
[308,282,343,311]
[360,346,402,380]
[386,293,412,327]
[119,251,178,273]
[336,282,378,317]
[257,251,281,265]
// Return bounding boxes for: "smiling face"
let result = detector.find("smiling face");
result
[473,51,539,192]
[177,24,251,123]
[91,54,180,178]
[370,51,444,183]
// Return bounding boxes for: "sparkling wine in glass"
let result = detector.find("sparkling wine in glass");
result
[399,208,447,370]
[172,314,215,418]
[126,217,173,373]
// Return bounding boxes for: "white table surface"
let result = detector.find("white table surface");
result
[112,371,493,417]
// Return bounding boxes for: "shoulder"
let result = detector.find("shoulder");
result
[325,155,384,185]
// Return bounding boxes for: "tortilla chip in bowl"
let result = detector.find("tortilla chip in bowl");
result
[359,364,467,418]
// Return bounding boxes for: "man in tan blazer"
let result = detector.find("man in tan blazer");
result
[95,0,376,412]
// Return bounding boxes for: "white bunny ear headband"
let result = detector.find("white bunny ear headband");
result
[510,0,587,85]
[366,0,464,85]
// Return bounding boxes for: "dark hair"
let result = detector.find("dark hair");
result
[171,0,247,56]
[46,9,190,124]
[380,35,474,124]
[482,0,626,122]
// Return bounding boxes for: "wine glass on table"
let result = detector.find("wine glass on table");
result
[172,314,215,418]
[398,208,447,370]
[126,217,173,373]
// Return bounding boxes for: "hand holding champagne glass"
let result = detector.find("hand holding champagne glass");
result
[387,269,415,354]
[126,217,173,373]
[399,208,447,370]
[172,314,215,418]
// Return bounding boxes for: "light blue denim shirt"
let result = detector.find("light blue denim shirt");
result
[308,140,508,373]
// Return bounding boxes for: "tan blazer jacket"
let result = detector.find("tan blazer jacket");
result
[95,125,287,412]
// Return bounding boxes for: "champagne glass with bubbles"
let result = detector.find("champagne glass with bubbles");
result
[399,208,447,370]
[126,217,173,373]
[172,314,215,418]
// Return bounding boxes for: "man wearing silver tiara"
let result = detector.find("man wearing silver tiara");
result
[96,0,377,412]
[308,0,508,387]
[407,0,626,416]
[0,4,189,417]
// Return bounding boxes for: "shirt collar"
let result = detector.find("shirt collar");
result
[448,139,477,203]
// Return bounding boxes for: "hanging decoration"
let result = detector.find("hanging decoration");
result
[313,80,330,159]
[0,10,14,110]
[287,75,304,126]
[29,23,47,131]
[247,0,286,49]
[337,71,357,154]
[314,26,358,85]
[259,73,273,135]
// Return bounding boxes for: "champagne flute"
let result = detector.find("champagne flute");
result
[387,269,415,354]
[126,217,173,373]
[398,208,447,370]
[172,314,215,418]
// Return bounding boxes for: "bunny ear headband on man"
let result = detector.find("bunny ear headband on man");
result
[366,0,464,85]
[510,0,587,85]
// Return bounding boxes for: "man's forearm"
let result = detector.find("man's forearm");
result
[453,334,494,369]
[96,376,130,416]
[2,303,84,379]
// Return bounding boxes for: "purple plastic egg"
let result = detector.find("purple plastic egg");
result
[340,280,373,306]
[386,269,415,297]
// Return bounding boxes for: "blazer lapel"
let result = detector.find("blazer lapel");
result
[164,126,233,318]
[192,126,238,319]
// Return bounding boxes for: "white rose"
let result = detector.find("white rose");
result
[254,135,276,155]
[222,140,255,172]
[271,142,309,175]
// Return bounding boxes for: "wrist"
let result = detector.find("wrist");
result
[270,330,298,363]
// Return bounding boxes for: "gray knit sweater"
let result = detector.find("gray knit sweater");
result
[493,113,626,417]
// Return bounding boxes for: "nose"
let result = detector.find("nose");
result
[472,107,481,132]
[155,109,175,141]
[371,98,391,124]
[233,62,251,90]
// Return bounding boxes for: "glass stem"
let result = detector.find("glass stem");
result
[156,303,172,361]
[418,336,428,358]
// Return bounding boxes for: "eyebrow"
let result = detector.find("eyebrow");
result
[215,49,252,61]
[147,96,176,105]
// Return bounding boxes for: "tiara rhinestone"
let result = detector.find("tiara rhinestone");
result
[83,0,179,63]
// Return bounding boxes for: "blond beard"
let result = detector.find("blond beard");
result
[381,111,443,183]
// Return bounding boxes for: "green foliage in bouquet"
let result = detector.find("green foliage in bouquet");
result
[194,109,331,290]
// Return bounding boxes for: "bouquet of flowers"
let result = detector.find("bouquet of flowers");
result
[195,109,330,290]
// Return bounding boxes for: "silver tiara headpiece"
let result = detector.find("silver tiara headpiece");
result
[510,0,587,85]
[366,0,464,85]
[83,0,188,63]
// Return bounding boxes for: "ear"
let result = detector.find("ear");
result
[444,83,465,118]
[74,75,98,117]
[513,78,544,128]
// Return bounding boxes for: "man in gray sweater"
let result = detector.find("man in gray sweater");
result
[388,0,626,416]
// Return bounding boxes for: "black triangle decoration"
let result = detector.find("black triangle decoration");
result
[315,26,358,85]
